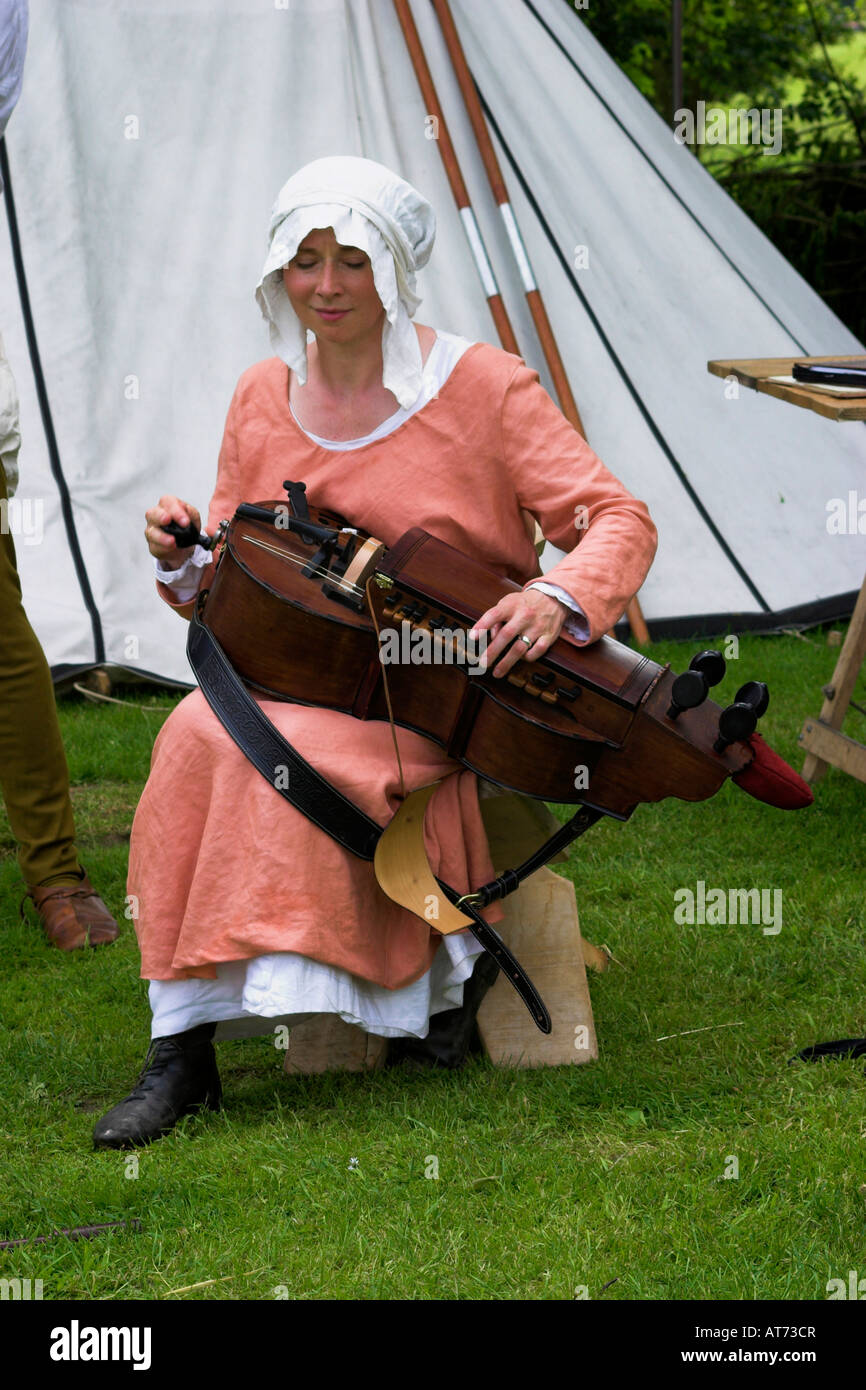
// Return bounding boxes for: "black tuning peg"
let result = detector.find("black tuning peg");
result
[714,702,758,753]
[667,669,709,720]
[689,650,726,687]
[668,648,728,719]
[734,680,769,719]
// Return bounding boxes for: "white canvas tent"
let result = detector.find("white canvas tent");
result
[1,0,863,686]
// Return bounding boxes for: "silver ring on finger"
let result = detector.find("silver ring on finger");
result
[519,634,532,647]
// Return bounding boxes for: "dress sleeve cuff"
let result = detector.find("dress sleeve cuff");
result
[154,544,212,603]
[526,580,590,644]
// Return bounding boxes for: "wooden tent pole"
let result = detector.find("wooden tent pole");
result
[429,0,651,647]
[392,0,519,355]
[432,0,584,433]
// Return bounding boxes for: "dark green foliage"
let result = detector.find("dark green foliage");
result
[573,0,866,340]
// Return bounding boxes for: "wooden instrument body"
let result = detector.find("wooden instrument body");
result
[202,502,752,817]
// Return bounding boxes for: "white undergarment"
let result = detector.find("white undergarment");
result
[149,933,485,1042]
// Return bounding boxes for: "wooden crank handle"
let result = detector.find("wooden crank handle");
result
[162,518,205,550]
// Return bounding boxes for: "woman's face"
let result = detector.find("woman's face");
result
[282,227,385,345]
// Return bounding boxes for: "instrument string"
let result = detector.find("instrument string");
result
[365,575,407,804]
[238,534,367,598]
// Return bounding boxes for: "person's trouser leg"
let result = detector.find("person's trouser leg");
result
[0,412,81,888]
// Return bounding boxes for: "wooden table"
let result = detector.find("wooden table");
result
[707,354,866,422]
[707,355,866,786]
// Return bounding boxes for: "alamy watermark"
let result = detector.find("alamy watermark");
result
[49,1322,151,1369]
[674,101,783,156]
[826,491,865,535]
[827,1270,866,1299]
[0,496,43,545]
[378,619,489,674]
[1,1277,43,1300]
[674,879,782,935]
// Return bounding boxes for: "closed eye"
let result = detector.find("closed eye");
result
[292,256,368,269]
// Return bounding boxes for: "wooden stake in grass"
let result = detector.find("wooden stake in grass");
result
[0,1219,142,1250]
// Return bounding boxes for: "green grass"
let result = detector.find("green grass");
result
[1,630,864,1301]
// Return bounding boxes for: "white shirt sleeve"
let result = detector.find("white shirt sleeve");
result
[0,1,29,149]
[526,580,590,643]
[0,331,20,498]
[154,544,212,603]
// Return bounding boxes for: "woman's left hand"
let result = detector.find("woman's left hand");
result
[469,588,568,678]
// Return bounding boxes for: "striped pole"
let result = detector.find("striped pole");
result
[392,0,519,355]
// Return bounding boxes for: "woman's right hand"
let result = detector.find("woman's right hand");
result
[145,496,202,570]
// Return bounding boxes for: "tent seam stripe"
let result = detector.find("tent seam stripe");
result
[520,0,810,354]
[0,137,105,665]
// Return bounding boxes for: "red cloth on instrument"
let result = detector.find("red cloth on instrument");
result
[731,732,813,809]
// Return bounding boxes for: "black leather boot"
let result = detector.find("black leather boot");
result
[386,951,500,1070]
[93,1023,221,1149]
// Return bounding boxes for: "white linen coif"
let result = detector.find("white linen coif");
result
[255,155,436,410]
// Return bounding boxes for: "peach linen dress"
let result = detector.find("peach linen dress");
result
[131,332,657,1038]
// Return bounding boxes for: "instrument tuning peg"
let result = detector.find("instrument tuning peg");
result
[713,701,758,753]
[667,668,709,720]
[689,649,726,687]
[734,680,769,719]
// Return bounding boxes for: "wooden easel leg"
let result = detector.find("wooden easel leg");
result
[625,594,650,646]
[606,593,649,645]
[800,576,866,785]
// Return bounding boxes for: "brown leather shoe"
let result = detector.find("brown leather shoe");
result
[23,874,120,950]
